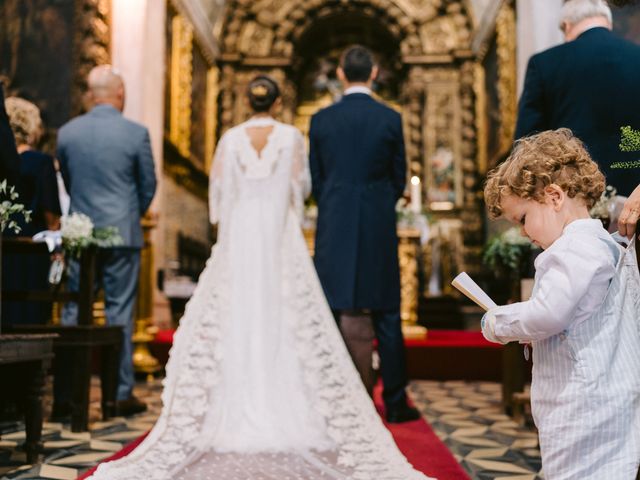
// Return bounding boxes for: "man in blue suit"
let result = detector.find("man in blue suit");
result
[515,0,640,197]
[309,46,419,423]
[57,65,157,417]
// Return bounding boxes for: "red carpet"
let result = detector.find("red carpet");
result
[77,433,147,479]
[78,385,467,479]
[373,383,469,479]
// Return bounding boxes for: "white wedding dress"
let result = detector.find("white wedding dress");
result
[87,117,431,480]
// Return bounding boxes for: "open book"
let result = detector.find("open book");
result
[451,272,498,312]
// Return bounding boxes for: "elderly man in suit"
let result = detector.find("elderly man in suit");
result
[515,0,640,198]
[309,46,419,423]
[56,65,157,417]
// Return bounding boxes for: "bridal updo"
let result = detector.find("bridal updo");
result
[247,75,280,112]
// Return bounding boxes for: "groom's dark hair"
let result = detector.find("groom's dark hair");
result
[340,46,375,82]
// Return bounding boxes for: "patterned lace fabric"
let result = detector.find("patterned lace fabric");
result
[87,120,432,480]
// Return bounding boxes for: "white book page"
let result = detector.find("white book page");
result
[451,272,498,312]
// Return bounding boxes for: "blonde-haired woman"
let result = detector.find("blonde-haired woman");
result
[3,96,61,326]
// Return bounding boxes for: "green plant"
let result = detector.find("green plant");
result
[613,126,640,169]
[0,180,31,233]
[483,227,534,277]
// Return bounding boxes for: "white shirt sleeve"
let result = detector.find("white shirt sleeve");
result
[491,234,617,343]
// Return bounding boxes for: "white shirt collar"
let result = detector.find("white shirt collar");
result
[343,86,372,96]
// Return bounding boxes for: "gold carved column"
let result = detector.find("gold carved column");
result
[169,14,193,158]
[398,229,427,340]
[133,214,160,377]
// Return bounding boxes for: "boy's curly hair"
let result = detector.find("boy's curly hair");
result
[484,128,605,219]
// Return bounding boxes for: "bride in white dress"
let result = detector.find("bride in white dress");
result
[87,76,431,480]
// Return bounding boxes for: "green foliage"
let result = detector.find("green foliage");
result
[0,180,32,234]
[619,126,640,152]
[614,126,640,169]
[483,227,534,277]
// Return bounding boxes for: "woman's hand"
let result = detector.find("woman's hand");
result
[619,184,640,239]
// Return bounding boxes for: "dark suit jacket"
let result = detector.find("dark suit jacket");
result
[516,27,640,197]
[0,84,20,186]
[309,93,406,310]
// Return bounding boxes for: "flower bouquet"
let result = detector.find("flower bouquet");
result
[61,213,123,258]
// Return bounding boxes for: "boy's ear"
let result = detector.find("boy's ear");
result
[544,184,565,210]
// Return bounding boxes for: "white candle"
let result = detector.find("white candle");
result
[410,176,422,213]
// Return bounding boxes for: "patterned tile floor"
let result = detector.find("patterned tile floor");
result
[0,378,542,479]
[409,381,542,480]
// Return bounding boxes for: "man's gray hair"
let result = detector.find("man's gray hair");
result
[561,0,612,26]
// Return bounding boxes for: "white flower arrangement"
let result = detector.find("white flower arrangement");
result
[0,180,31,234]
[61,212,123,257]
[61,212,94,240]
[396,197,430,229]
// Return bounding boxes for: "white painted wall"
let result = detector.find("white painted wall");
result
[516,0,564,96]
[111,0,168,321]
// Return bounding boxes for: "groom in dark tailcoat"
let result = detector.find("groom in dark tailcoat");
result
[309,46,419,423]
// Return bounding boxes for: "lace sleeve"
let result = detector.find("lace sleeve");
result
[209,133,229,225]
[291,129,311,220]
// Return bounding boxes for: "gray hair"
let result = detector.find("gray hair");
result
[561,0,612,26]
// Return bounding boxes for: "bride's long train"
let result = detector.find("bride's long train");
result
[87,215,431,480]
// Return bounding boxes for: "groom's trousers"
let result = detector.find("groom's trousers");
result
[371,310,409,408]
[335,309,408,408]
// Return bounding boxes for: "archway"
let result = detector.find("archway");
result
[216,0,485,288]
[291,10,404,136]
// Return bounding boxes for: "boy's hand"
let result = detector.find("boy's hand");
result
[481,311,508,345]
[619,184,640,239]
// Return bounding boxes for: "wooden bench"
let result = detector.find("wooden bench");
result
[0,334,56,463]
[2,238,122,432]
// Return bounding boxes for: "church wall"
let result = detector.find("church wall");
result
[162,175,212,268]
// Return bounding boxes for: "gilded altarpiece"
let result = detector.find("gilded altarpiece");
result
[0,0,110,150]
[163,4,219,273]
[214,0,486,307]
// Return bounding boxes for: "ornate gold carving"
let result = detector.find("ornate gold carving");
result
[473,62,488,175]
[496,1,517,157]
[205,67,219,172]
[216,0,484,298]
[72,0,111,115]
[133,214,161,377]
[169,14,193,159]
[423,81,463,210]
[398,228,420,325]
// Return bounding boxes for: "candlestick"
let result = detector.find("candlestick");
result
[410,176,422,213]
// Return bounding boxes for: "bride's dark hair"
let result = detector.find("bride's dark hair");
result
[247,75,280,113]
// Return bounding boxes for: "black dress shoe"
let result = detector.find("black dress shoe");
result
[115,395,147,417]
[386,404,421,423]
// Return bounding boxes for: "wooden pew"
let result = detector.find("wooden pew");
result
[2,238,122,432]
[0,334,56,463]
